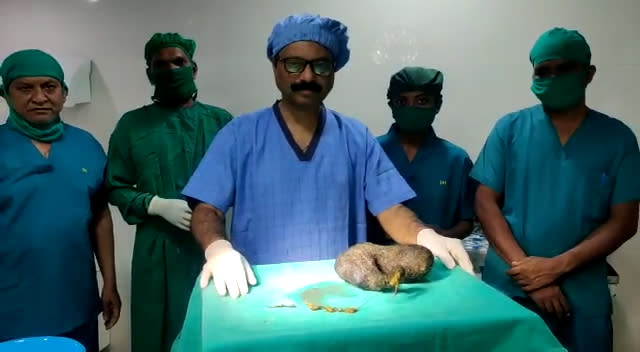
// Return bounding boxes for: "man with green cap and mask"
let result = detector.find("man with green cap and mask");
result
[471,27,639,351]
[0,49,121,351]
[368,66,476,244]
[105,33,233,351]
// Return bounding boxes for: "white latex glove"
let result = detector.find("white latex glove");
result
[201,239,257,298]
[417,228,475,275]
[147,196,192,231]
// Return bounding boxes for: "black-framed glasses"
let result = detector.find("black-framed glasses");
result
[279,57,335,76]
[533,61,586,79]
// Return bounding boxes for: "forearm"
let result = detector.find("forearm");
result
[476,192,526,265]
[107,186,154,225]
[556,207,638,274]
[192,203,227,250]
[104,148,154,224]
[442,220,474,239]
[376,204,427,245]
[92,206,117,288]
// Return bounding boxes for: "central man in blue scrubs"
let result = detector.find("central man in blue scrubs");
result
[368,67,476,245]
[472,28,639,352]
[183,14,474,299]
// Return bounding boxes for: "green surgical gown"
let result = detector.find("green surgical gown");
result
[105,101,232,352]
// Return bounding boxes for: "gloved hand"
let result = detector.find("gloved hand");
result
[201,239,257,298]
[147,196,192,231]
[417,228,475,275]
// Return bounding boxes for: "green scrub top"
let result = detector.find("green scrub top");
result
[368,125,476,244]
[470,105,640,317]
[105,101,233,351]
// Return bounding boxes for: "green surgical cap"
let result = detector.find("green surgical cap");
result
[529,27,591,66]
[0,49,65,92]
[387,66,443,100]
[144,32,196,65]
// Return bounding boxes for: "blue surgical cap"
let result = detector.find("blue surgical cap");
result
[266,13,350,71]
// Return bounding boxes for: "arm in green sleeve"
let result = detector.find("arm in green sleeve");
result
[104,120,154,225]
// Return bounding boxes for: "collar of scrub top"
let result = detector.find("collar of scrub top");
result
[386,124,438,166]
[388,123,437,146]
[272,100,327,162]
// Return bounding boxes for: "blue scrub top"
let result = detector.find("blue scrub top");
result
[182,102,416,265]
[376,125,476,230]
[0,123,104,340]
[471,105,640,317]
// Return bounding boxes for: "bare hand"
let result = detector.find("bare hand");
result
[508,256,564,292]
[528,284,570,319]
[102,285,122,330]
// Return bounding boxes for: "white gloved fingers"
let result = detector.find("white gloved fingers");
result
[236,272,249,296]
[179,218,191,231]
[201,241,255,298]
[434,247,457,270]
[451,245,475,275]
[183,212,192,222]
[226,273,241,299]
[199,265,213,289]
[417,229,459,271]
[242,257,258,286]
[176,220,190,232]
[213,270,228,296]
[232,256,249,296]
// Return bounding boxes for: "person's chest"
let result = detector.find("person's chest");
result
[503,115,623,241]
[127,110,220,190]
[0,133,101,192]
[128,112,198,166]
[385,141,459,207]
[0,133,102,231]
[506,116,619,193]
[235,116,361,222]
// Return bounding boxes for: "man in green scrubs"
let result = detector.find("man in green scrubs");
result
[369,67,476,244]
[472,27,639,351]
[105,33,233,352]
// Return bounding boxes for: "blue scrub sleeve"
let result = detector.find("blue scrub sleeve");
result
[470,120,508,194]
[182,122,237,212]
[457,156,477,220]
[611,131,640,204]
[364,129,416,215]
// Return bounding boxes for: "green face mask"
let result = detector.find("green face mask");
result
[148,66,197,105]
[531,71,586,111]
[391,106,438,132]
[7,108,64,142]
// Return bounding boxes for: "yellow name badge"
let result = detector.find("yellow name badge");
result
[439,180,447,186]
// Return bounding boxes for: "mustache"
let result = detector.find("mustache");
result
[291,81,322,93]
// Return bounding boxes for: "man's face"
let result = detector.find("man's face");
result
[273,41,335,109]
[148,47,197,77]
[6,76,67,124]
[533,59,595,83]
[391,91,437,108]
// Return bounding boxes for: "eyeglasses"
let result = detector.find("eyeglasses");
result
[279,57,335,76]
[533,61,585,79]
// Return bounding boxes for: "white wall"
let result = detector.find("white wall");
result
[1,0,638,351]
